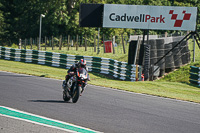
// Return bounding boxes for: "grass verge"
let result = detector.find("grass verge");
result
[0,59,200,103]
[158,61,200,83]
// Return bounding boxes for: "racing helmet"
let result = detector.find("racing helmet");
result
[79,59,86,67]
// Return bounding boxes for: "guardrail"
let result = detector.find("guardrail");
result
[0,46,142,81]
[189,66,200,87]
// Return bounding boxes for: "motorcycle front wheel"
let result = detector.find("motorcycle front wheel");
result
[63,90,70,102]
[72,85,81,103]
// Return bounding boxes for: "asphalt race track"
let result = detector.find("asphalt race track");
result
[0,71,200,133]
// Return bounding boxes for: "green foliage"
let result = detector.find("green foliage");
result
[0,3,5,42]
[10,43,18,48]
[0,0,199,45]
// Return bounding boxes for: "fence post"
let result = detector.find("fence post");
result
[37,38,39,49]
[34,38,36,49]
[30,38,32,50]
[94,34,96,52]
[24,38,27,49]
[111,35,115,54]
[103,34,105,53]
[97,28,100,54]
[45,36,47,51]
[59,35,62,50]
[52,36,54,50]
[37,37,40,50]
[33,38,35,49]
[68,35,70,51]
[19,39,22,49]
[85,34,87,51]
[121,34,126,54]
[76,34,79,51]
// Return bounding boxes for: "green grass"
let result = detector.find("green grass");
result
[10,43,129,62]
[158,62,200,83]
[0,59,200,103]
[47,47,129,62]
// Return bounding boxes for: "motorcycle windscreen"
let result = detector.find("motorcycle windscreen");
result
[78,68,88,79]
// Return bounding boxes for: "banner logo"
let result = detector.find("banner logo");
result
[103,4,197,31]
[109,13,165,23]
[169,10,191,27]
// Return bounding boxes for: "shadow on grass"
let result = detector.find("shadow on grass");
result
[91,72,117,80]
[177,80,200,88]
[185,82,200,88]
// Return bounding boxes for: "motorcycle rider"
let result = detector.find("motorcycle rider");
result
[64,59,90,93]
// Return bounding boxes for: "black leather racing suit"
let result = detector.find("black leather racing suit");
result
[65,62,89,92]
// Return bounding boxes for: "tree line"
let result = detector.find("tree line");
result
[0,0,199,45]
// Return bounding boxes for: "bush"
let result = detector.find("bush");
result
[11,43,18,49]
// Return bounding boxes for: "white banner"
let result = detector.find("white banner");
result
[103,4,197,31]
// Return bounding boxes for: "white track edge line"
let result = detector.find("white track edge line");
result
[0,105,102,133]
[0,114,77,133]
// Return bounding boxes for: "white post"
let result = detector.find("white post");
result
[39,14,45,50]
[19,39,21,49]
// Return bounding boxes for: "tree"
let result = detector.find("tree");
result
[0,0,199,45]
[0,3,5,43]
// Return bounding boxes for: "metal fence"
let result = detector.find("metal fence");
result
[0,46,142,81]
[18,34,130,55]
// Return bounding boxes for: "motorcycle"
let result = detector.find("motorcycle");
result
[62,67,89,103]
